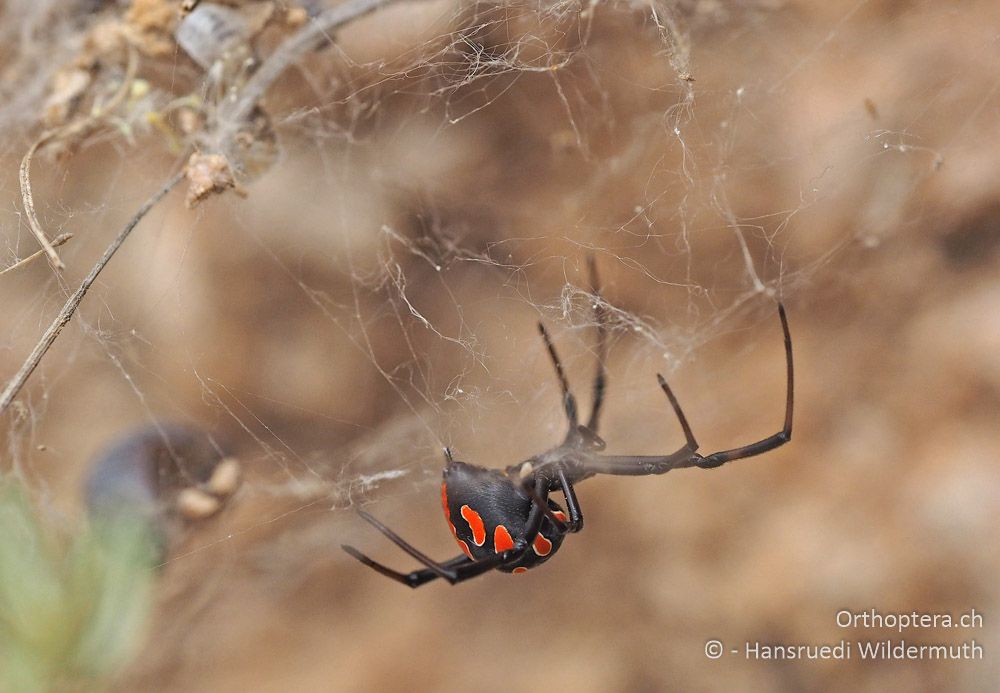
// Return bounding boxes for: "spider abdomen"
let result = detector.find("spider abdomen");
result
[442,460,565,573]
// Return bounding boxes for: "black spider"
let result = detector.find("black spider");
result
[342,263,793,587]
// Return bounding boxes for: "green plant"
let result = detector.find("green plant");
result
[0,481,156,692]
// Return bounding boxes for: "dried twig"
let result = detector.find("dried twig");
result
[1,2,410,412]
[0,171,184,417]
[210,0,410,162]
[19,47,138,271]
[19,140,67,270]
[0,234,74,277]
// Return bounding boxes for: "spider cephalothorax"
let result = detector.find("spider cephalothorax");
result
[343,261,794,587]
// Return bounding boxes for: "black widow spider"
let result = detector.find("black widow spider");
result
[342,261,793,587]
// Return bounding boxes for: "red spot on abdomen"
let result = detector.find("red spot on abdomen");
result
[461,505,487,546]
[443,483,473,559]
[533,533,553,556]
[512,567,528,574]
[494,525,514,552]
[552,510,568,523]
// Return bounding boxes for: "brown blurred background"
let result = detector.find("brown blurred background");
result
[1,0,998,690]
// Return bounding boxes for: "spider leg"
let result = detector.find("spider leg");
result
[585,255,608,434]
[517,479,570,532]
[657,372,698,451]
[577,304,793,476]
[349,510,459,581]
[557,467,584,532]
[574,372,702,476]
[343,511,515,587]
[693,303,793,468]
[518,476,551,540]
[515,467,583,533]
[575,426,607,450]
[538,322,579,428]
[341,546,469,588]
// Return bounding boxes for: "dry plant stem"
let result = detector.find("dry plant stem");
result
[212,0,413,158]
[2,0,416,410]
[0,171,185,417]
[0,234,73,277]
[18,47,138,271]
[19,139,67,269]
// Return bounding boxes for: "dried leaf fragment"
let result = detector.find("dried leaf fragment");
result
[125,0,181,57]
[43,68,93,128]
[184,151,244,207]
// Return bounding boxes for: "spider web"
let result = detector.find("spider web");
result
[1,0,998,689]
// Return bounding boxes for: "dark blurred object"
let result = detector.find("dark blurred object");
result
[74,0,128,15]
[85,424,241,559]
[940,202,1000,270]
